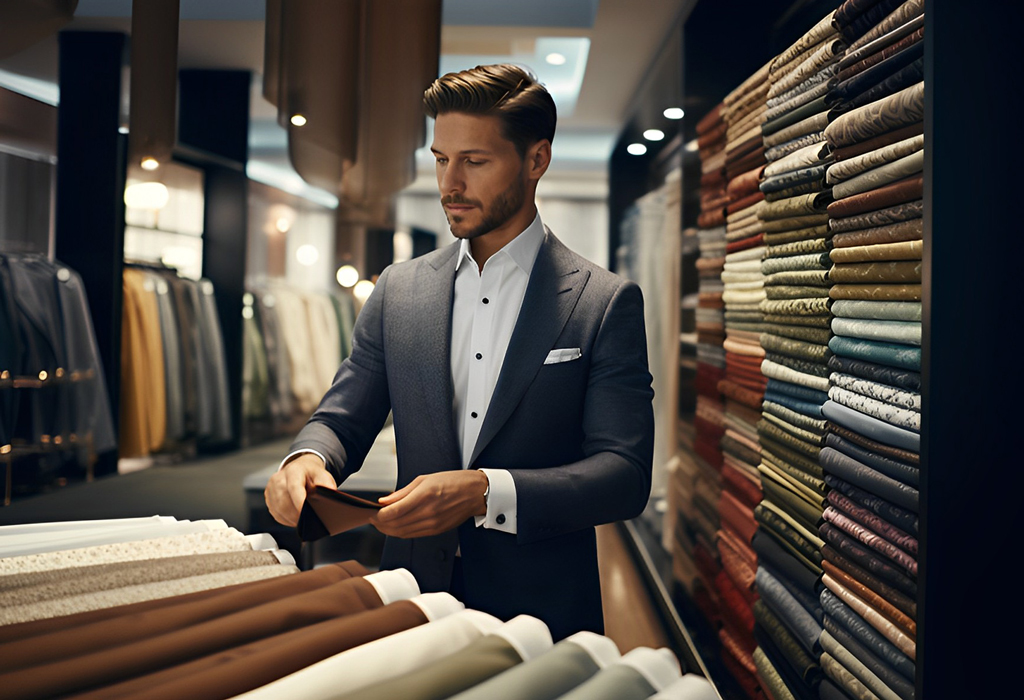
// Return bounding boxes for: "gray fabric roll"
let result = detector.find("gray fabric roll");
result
[832,150,924,200]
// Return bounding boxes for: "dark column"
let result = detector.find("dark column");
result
[54,31,127,474]
[919,2,1017,697]
[178,69,251,452]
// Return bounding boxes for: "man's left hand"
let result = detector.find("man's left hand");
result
[370,470,488,538]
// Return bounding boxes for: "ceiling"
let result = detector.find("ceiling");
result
[0,0,690,207]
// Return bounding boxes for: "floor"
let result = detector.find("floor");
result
[1,436,672,653]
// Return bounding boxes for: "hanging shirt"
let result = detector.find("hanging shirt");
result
[451,212,545,535]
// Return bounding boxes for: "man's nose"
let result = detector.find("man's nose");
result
[440,163,464,194]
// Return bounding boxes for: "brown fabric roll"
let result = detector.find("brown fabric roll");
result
[828,422,920,465]
[827,174,923,218]
[65,600,429,700]
[823,560,916,637]
[0,561,367,649]
[829,260,921,283]
[728,148,768,178]
[822,544,918,618]
[829,284,921,301]
[836,27,923,84]
[728,165,766,199]
[829,239,921,263]
[831,218,923,249]
[830,121,923,161]
[727,190,766,215]
[718,379,764,410]
[1,572,385,699]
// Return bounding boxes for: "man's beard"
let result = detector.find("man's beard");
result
[443,175,525,240]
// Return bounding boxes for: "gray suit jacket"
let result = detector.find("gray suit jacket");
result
[291,229,654,640]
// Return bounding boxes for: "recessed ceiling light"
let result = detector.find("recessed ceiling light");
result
[627,143,647,156]
[643,129,665,141]
[353,279,375,302]
[296,244,319,266]
[118,125,129,134]
[336,265,359,288]
[663,107,685,120]
[545,52,566,66]
[290,114,307,127]
[140,157,160,171]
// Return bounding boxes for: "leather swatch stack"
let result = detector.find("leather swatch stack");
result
[748,10,847,700]
[120,266,232,461]
[816,2,924,699]
[0,516,719,700]
[716,60,775,700]
[0,254,118,483]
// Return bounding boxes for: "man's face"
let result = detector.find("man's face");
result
[431,112,528,240]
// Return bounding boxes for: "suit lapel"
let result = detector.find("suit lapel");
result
[469,231,590,467]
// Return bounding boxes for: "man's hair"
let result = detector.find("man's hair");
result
[423,63,556,157]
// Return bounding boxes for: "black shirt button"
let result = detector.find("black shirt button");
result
[496,514,506,525]
[475,352,482,360]
[471,411,478,418]
[482,298,490,304]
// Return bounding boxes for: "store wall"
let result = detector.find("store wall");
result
[0,151,53,255]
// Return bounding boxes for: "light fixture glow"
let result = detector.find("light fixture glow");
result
[118,125,129,134]
[336,265,359,288]
[295,244,319,266]
[124,182,170,210]
[545,52,566,66]
[626,143,647,156]
[643,129,665,141]
[353,279,375,302]
[140,157,160,171]
[275,217,291,233]
[290,114,307,127]
[663,107,685,120]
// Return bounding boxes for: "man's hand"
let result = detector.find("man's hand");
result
[264,453,337,527]
[370,470,488,539]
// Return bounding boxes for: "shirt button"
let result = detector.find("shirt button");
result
[496,514,506,525]
[475,352,482,360]
[482,298,489,304]
[471,412,478,418]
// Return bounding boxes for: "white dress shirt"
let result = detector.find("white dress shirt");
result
[283,213,545,536]
[451,212,545,535]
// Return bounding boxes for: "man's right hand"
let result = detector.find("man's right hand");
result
[264,453,338,527]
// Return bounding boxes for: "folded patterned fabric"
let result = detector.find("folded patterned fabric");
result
[832,150,924,200]
[765,352,831,379]
[822,509,917,577]
[761,192,833,221]
[819,650,888,700]
[831,318,920,347]
[770,38,846,100]
[828,195,919,232]
[827,421,920,466]
[762,435,827,481]
[759,420,824,460]
[766,73,835,126]
[830,283,921,302]
[829,240,921,264]
[829,260,921,284]
[827,175,923,220]
[764,142,831,177]
[836,0,908,44]
[757,567,825,656]
[821,594,916,683]
[772,10,842,76]
[760,165,829,195]
[767,378,831,404]
[828,335,920,371]
[766,181,827,203]
[847,0,923,53]
[753,600,823,688]
[823,575,917,647]
[763,322,832,345]
[826,135,923,184]
[768,237,833,258]
[822,545,917,620]
[820,443,919,509]
[827,490,918,557]
[752,529,822,596]
[825,432,919,487]
[762,253,832,275]
[819,524,917,598]
[764,224,831,246]
[831,372,920,411]
[836,25,922,84]
[827,357,919,397]
[831,300,920,323]
[764,313,832,328]
[830,122,923,162]
[767,285,832,300]
[824,82,924,149]
[822,616,916,700]
[767,130,829,163]
[762,358,831,392]
[763,413,827,450]
[763,95,831,138]
[824,474,918,536]
[822,574,915,657]
[764,401,828,435]
[760,334,832,364]
[762,297,831,316]
[828,385,919,431]
[766,111,831,150]
[834,57,924,119]
[828,36,923,108]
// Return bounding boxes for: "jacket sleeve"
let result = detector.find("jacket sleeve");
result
[287,267,393,484]
[508,280,655,545]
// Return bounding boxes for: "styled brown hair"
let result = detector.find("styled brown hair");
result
[423,63,556,157]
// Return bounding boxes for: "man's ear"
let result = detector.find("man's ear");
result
[526,139,552,180]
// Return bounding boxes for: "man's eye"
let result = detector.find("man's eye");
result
[466,160,484,166]
[435,158,448,165]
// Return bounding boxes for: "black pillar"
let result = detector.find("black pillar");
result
[178,69,251,452]
[54,31,127,474]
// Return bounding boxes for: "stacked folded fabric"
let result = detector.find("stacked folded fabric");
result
[815,2,924,699]
[749,10,848,700]
[717,62,773,700]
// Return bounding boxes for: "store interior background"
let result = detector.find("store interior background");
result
[1,1,1019,698]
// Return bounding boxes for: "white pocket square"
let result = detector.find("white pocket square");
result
[544,348,582,365]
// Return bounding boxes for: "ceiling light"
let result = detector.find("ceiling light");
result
[626,143,647,156]
[290,114,307,127]
[663,107,685,120]
[275,217,291,233]
[336,265,359,288]
[124,182,170,210]
[118,125,129,134]
[684,139,699,153]
[353,279,375,302]
[545,52,566,66]
[140,157,160,171]
[295,244,319,266]
[643,129,665,141]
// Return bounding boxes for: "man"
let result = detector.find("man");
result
[265,64,654,640]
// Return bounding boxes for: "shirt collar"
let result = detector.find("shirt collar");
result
[455,211,545,274]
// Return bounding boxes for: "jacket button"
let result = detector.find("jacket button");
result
[496,514,506,525]
[436,549,446,562]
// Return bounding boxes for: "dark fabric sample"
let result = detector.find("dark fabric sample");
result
[829,200,922,233]
[824,474,919,537]
[821,591,915,680]
[754,501,823,567]
[763,390,826,418]
[753,529,822,596]
[831,219,922,249]
[826,432,919,487]
[828,336,920,371]
[754,599,822,685]
[820,445,919,511]
[823,545,917,620]
[830,122,923,162]
[828,421,921,464]
[765,352,831,378]
[835,26,923,85]
[819,523,917,597]
[834,58,924,117]
[827,354,921,392]
[823,616,916,699]
[755,625,821,700]
[827,176,923,219]
[756,567,823,656]
[766,378,830,405]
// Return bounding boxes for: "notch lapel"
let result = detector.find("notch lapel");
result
[468,231,590,467]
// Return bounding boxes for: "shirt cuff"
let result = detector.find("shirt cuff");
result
[278,449,327,472]
[363,568,420,605]
[474,468,517,534]
[616,648,681,692]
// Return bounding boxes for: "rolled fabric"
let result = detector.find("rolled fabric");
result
[819,651,884,700]
[764,400,828,434]
[827,354,921,392]
[828,335,921,371]
[764,223,831,246]
[845,0,924,54]
[826,135,923,185]
[761,192,833,221]
[830,122,922,162]
[830,372,920,410]
[819,524,917,597]
[831,219,922,249]
[753,599,821,685]
[820,591,915,680]
[825,433,919,487]
[822,574,915,657]
[762,252,831,274]
[829,284,921,302]
[822,508,917,577]
[762,409,826,443]
[829,261,921,284]
[755,567,824,656]
[766,285,832,300]
[820,443,920,507]
[832,150,924,200]
[827,175,923,219]
[554,647,682,700]
[829,199,921,233]
[764,141,830,177]
[829,241,921,265]
[830,300,920,321]
[824,82,923,149]
[767,237,833,258]
[828,386,920,432]
[823,617,916,699]
[824,475,918,537]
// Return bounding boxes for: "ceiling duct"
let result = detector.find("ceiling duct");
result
[127,0,180,173]
[340,0,442,209]
[266,0,361,193]
[0,0,78,61]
